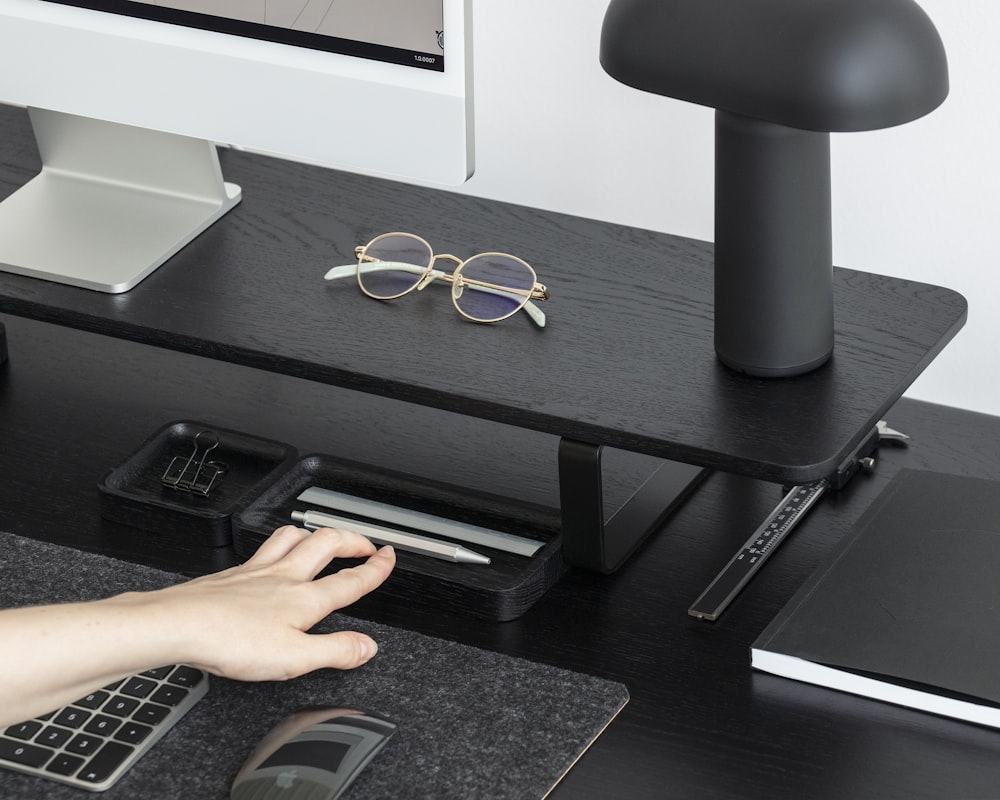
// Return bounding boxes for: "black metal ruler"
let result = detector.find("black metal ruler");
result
[686,420,907,621]
[688,479,829,621]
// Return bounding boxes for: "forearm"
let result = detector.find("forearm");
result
[0,591,183,726]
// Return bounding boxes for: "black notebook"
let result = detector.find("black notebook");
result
[752,469,1000,729]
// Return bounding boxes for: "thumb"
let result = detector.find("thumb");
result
[310,630,380,671]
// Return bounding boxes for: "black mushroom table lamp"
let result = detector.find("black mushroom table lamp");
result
[600,0,949,377]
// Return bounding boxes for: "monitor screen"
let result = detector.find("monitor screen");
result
[46,0,447,70]
[0,0,473,292]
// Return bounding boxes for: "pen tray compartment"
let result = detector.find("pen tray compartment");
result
[234,454,564,621]
[98,420,298,546]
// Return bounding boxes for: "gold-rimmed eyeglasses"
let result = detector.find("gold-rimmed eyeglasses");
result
[323,232,550,327]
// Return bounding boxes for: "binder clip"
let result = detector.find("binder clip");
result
[161,430,227,496]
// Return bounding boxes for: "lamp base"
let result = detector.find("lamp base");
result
[714,111,834,377]
[716,346,832,378]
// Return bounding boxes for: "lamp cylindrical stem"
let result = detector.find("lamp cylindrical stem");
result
[714,110,833,377]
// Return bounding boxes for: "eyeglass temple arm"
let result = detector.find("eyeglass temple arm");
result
[323,262,429,281]
[323,262,548,328]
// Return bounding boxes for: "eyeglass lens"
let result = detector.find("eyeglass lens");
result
[359,233,433,299]
[455,255,536,322]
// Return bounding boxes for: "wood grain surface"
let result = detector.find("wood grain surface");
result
[0,104,966,484]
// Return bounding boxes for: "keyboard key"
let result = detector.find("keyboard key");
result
[46,753,85,776]
[132,703,169,725]
[66,734,102,756]
[141,666,172,680]
[53,708,91,729]
[167,666,204,688]
[36,726,72,748]
[104,696,140,717]
[114,722,153,745]
[151,684,189,707]
[0,737,53,768]
[74,690,110,710]
[84,715,122,737]
[77,742,134,785]
[120,677,157,698]
[4,721,43,740]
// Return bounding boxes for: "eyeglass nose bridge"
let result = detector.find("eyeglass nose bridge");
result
[433,253,463,268]
[415,253,463,291]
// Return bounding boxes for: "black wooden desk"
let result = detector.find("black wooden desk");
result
[3,317,1000,799]
[1,101,997,798]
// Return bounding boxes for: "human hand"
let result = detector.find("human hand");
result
[150,525,396,681]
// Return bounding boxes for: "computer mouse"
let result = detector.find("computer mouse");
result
[230,707,397,800]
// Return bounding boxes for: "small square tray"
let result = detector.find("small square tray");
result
[99,420,298,546]
[235,454,565,621]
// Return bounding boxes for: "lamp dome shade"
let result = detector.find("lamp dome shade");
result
[600,0,948,132]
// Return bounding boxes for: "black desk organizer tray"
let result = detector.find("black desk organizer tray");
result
[234,453,565,622]
[98,420,298,547]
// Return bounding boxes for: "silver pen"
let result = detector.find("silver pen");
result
[291,509,492,565]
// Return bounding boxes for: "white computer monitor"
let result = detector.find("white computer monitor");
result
[0,0,473,292]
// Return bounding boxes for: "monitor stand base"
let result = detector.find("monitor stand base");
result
[0,108,241,294]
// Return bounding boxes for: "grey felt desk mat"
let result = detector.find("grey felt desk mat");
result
[0,533,628,799]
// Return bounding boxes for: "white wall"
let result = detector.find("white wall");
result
[456,0,1000,417]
